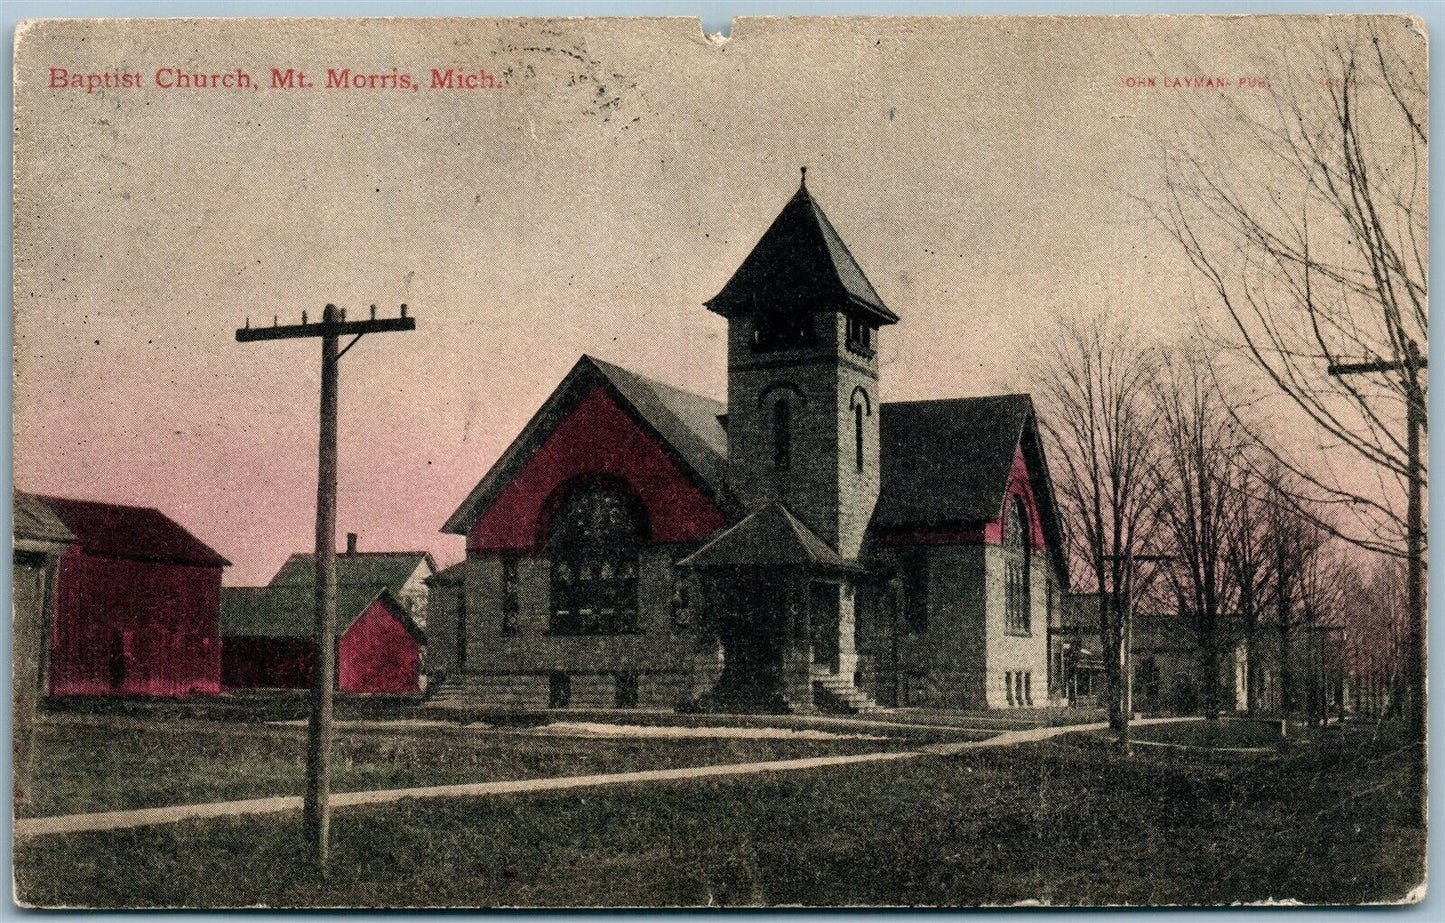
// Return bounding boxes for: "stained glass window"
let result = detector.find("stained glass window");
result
[549,484,641,635]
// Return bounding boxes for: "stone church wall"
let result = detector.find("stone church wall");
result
[440,547,709,709]
[854,545,989,709]
[725,313,879,560]
[981,544,1052,708]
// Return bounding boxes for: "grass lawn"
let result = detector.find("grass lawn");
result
[14,722,1422,908]
[1128,718,1288,749]
[18,716,902,818]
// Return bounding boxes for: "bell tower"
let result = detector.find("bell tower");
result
[705,170,899,560]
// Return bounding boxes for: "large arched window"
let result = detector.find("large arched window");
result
[1004,494,1031,635]
[548,483,641,635]
[773,398,792,471]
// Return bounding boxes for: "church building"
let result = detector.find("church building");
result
[427,174,1068,713]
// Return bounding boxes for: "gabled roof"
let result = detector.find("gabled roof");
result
[442,355,735,536]
[705,178,898,326]
[875,395,1068,582]
[223,551,431,640]
[269,550,435,593]
[35,495,229,567]
[14,490,76,547]
[222,583,424,642]
[678,502,859,572]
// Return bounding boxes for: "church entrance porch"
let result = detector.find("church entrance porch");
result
[676,502,877,714]
[685,568,878,715]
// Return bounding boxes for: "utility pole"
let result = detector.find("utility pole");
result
[236,302,416,880]
[1329,342,1426,742]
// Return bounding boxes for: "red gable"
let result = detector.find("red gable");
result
[468,385,728,552]
[39,496,230,567]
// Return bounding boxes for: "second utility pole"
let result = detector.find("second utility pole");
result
[237,302,416,880]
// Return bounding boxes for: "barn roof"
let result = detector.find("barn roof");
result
[441,355,735,536]
[677,502,858,572]
[221,587,276,636]
[222,551,432,640]
[35,495,229,567]
[705,178,898,325]
[14,490,76,547]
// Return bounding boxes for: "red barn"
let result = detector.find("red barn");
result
[37,494,229,697]
[222,544,431,693]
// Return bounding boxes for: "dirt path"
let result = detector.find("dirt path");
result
[14,716,1201,839]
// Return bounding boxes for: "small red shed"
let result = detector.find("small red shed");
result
[37,494,229,697]
[338,593,424,694]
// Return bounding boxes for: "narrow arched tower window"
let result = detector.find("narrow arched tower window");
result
[854,403,865,472]
[773,399,792,471]
[1005,495,1032,635]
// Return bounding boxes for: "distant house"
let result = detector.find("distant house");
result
[222,537,433,693]
[32,494,229,697]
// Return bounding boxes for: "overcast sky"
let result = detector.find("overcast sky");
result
[13,15,1423,584]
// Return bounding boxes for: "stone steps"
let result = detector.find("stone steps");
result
[810,668,885,715]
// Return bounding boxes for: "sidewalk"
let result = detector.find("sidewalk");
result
[15,750,921,838]
[15,717,1203,839]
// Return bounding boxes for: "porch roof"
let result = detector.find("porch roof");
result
[677,502,861,572]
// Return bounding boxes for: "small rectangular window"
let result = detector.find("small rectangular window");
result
[773,399,792,471]
[1005,671,1015,707]
[501,556,520,634]
[671,576,691,632]
[846,316,873,354]
[615,672,639,709]
[548,672,571,708]
[456,590,468,666]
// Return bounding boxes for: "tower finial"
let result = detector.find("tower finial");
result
[800,165,807,186]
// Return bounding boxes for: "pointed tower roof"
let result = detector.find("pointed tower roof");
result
[705,171,898,325]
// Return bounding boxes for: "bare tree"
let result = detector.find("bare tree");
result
[1153,346,1246,717]
[1343,555,1411,719]
[1222,456,1279,715]
[1038,310,1162,746]
[1159,19,1427,557]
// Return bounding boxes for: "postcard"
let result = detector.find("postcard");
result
[11,13,1427,908]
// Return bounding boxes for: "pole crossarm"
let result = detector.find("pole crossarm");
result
[237,316,415,342]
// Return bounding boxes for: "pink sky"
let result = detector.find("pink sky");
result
[14,16,1420,585]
